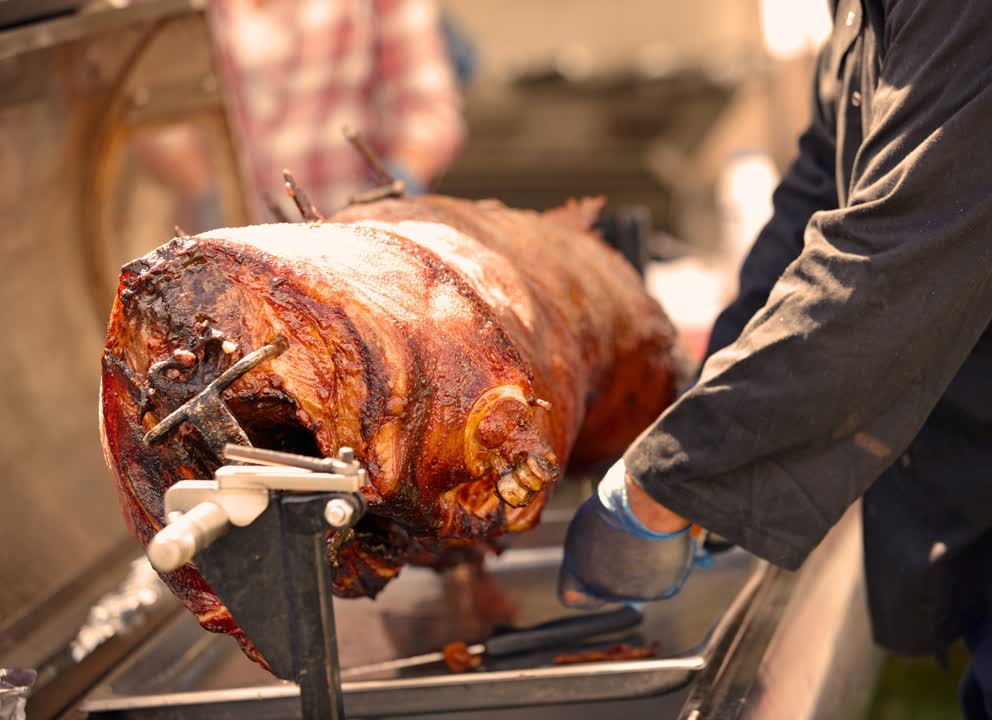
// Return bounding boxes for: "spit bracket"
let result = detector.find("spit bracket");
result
[146,444,368,720]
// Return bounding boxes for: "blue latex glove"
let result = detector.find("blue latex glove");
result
[385,162,427,196]
[558,459,709,609]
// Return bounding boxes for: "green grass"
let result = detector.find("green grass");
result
[864,644,970,720]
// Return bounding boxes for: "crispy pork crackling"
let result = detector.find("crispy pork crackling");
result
[99,195,677,664]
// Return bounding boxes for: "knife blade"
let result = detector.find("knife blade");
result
[340,605,643,680]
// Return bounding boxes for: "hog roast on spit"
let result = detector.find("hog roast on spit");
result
[99,192,678,663]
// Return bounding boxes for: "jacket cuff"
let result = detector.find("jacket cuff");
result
[623,444,812,571]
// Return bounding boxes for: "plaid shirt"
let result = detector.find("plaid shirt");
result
[210,0,464,217]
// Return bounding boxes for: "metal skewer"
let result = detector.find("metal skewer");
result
[143,337,289,458]
[224,444,342,473]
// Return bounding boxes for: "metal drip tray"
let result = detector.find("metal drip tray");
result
[82,513,763,718]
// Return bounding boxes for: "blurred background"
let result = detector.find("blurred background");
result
[0,0,965,717]
[438,0,824,356]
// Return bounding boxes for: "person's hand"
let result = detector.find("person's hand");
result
[558,459,707,609]
[385,160,427,196]
[176,187,225,235]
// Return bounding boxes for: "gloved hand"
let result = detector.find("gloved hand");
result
[385,161,427,196]
[176,187,225,235]
[558,459,708,609]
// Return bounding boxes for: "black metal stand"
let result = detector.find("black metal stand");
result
[281,495,345,720]
[595,206,650,276]
[195,491,362,719]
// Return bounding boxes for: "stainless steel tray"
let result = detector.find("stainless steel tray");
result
[81,512,764,718]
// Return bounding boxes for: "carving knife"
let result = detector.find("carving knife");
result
[340,605,643,680]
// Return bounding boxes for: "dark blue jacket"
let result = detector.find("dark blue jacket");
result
[625,0,992,655]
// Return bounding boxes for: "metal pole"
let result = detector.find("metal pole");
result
[282,495,346,720]
[313,531,345,715]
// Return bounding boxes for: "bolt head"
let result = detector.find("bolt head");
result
[337,447,356,464]
[324,498,355,528]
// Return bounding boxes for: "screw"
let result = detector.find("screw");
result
[337,447,355,463]
[324,498,355,528]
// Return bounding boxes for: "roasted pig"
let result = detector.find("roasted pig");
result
[100,194,677,659]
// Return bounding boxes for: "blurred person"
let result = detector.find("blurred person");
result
[135,0,464,230]
[211,0,463,215]
[438,10,478,88]
[559,2,992,718]
[130,126,225,233]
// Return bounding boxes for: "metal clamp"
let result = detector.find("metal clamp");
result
[146,445,367,572]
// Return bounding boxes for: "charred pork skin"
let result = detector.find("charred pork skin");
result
[99,194,677,660]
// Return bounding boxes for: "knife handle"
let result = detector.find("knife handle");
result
[484,605,642,658]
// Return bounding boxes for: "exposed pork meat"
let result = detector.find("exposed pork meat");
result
[99,194,677,661]
[552,643,659,665]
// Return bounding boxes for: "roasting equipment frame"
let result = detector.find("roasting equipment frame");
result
[89,315,767,720]
[84,325,880,720]
[82,506,883,720]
